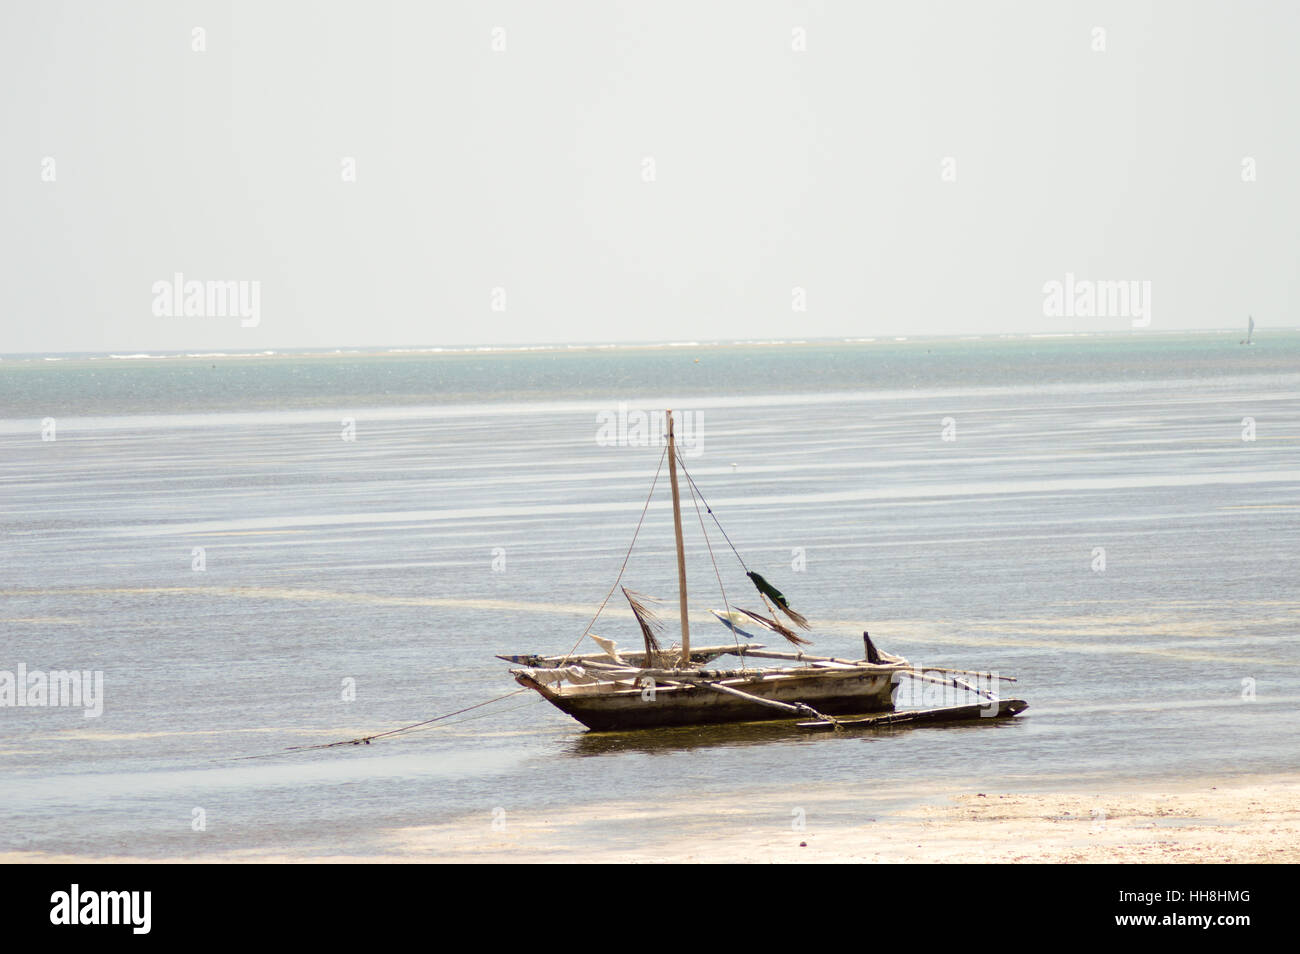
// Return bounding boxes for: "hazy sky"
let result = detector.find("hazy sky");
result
[3,1,1297,353]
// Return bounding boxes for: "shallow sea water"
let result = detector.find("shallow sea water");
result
[1,333,1297,858]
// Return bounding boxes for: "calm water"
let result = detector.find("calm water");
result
[2,333,1298,858]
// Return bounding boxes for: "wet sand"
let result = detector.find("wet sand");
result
[378,774,1300,864]
[7,774,1297,864]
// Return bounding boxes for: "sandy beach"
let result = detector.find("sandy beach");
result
[381,773,1300,864]
[7,774,1297,864]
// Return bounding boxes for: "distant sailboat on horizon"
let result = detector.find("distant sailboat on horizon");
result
[1240,315,1255,345]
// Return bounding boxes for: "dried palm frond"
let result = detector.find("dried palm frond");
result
[622,587,664,659]
[737,606,812,647]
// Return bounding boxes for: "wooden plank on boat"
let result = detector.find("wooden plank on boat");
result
[726,648,1018,682]
[797,698,1028,731]
[495,643,764,667]
[697,679,843,727]
[719,647,874,667]
[568,662,899,682]
[905,668,997,701]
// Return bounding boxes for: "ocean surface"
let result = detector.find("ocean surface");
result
[2,332,1298,859]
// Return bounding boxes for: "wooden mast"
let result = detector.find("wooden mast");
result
[666,410,691,665]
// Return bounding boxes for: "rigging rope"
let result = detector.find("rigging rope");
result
[678,458,750,574]
[684,469,743,663]
[560,437,758,668]
[559,443,669,664]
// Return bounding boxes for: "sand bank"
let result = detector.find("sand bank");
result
[6,774,1298,864]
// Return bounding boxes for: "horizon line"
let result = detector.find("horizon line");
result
[2,326,1293,361]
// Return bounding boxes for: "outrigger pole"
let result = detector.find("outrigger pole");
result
[666,410,690,664]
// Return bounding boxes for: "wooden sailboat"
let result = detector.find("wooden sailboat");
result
[501,410,1026,732]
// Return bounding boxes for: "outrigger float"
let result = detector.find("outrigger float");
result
[500,411,1027,733]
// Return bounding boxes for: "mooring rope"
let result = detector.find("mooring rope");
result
[224,688,537,760]
[284,688,533,751]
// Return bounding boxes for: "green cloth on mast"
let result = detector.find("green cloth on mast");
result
[747,571,790,609]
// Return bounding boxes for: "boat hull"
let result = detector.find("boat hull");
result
[516,670,897,732]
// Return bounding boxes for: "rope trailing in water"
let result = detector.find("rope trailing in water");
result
[221,690,543,761]
[264,689,535,755]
